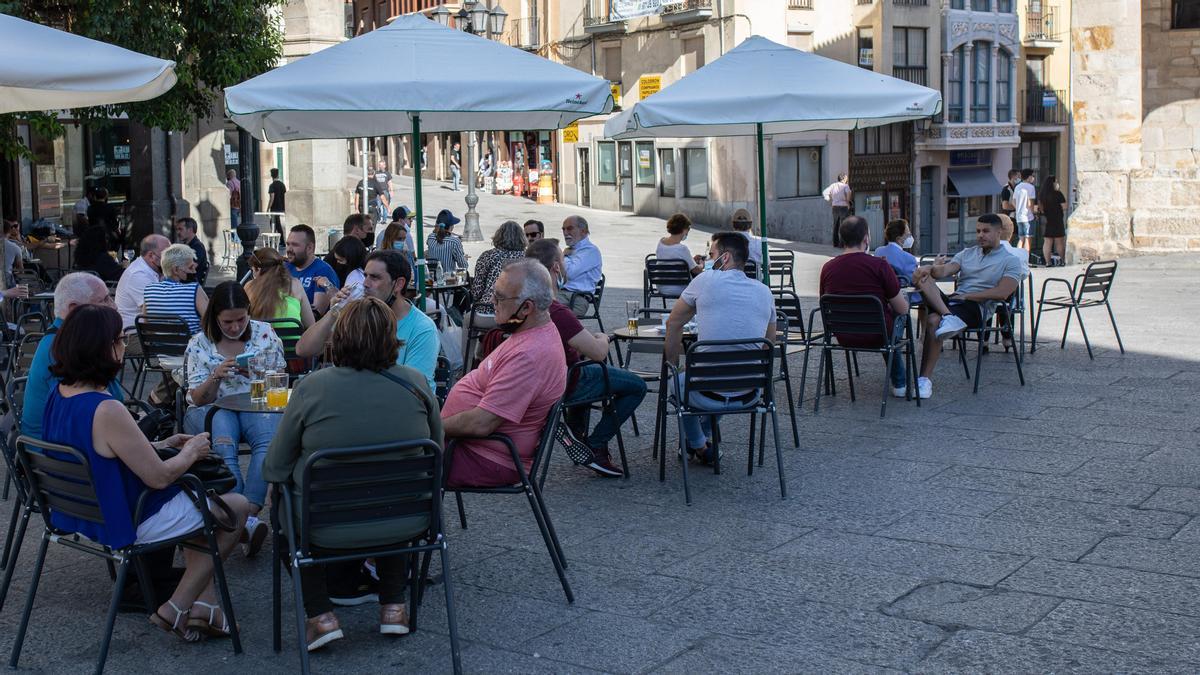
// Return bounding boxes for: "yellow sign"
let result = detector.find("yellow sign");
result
[639,75,662,100]
[562,121,579,144]
[610,82,621,106]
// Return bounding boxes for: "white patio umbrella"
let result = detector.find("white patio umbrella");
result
[0,13,176,114]
[604,36,942,275]
[226,12,612,288]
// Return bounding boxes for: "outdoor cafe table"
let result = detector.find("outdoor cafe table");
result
[427,279,467,311]
[203,392,287,436]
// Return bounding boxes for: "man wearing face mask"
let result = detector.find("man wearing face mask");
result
[115,234,170,331]
[823,216,911,398]
[296,250,438,390]
[442,260,567,488]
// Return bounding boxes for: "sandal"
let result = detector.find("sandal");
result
[187,601,233,638]
[149,600,201,643]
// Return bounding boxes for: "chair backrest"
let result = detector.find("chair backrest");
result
[592,275,606,303]
[743,260,758,280]
[15,312,48,336]
[1079,260,1118,298]
[135,314,192,357]
[818,294,890,344]
[530,400,564,487]
[9,333,43,379]
[15,435,107,528]
[767,249,796,289]
[771,289,806,337]
[6,375,28,427]
[434,355,453,404]
[681,339,774,403]
[296,439,443,554]
[266,318,304,358]
[645,257,692,297]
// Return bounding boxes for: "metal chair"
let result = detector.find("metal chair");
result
[743,259,758,280]
[643,256,693,308]
[265,317,312,377]
[445,402,573,603]
[1032,260,1123,360]
[767,248,796,290]
[554,359,631,478]
[799,294,919,418]
[132,314,191,399]
[665,339,787,505]
[8,437,242,674]
[5,332,43,382]
[1,376,27,505]
[271,440,460,675]
[953,294,1026,393]
[566,275,606,332]
[768,311,800,447]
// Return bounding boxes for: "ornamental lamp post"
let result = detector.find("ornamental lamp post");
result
[429,4,451,27]
[459,1,508,242]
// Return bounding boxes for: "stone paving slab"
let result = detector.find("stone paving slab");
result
[1026,599,1200,664]
[1080,536,1200,576]
[927,465,1159,506]
[987,495,1190,538]
[917,629,1199,674]
[1000,557,1200,618]
[1141,486,1200,513]
[883,581,1061,633]
[875,511,1103,560]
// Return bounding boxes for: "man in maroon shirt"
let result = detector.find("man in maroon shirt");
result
[818,216,911,397]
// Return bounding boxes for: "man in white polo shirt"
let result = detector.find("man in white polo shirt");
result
[115,234,169,331]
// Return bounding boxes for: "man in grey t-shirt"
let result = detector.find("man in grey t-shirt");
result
[911,213,1022,400]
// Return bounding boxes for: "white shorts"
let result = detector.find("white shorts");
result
[135,491,205,545]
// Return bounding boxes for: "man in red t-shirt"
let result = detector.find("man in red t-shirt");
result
[442,260,567,487]
[818,216,911,397]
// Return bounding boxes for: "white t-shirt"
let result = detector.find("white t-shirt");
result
[1013,182,1036,224]
[680,268,776,347]
[738,230,765,266]
[655,240,695,297]
[3,239,23,275]
[824,182,852,207]
[115,256,162,330]
[1000,241,1030,280]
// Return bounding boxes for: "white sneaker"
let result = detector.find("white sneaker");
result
[935,315,968,340]
[891,386,908,398]
[917,377,933,399]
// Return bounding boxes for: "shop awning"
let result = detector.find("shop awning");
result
[947,168,1003,198]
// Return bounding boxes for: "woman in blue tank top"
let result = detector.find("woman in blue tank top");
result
[43,305,250,642]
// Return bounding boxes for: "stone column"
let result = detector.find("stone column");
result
[990,43,1000,123]
[963,43,974,122]
[941,52,952,119]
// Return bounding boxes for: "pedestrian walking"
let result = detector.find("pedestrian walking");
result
[267,168,286,236]
[1039,175,1067,266]
[1013,168,1037,254]
[226,169,242,231]
[823,173,852,247]
[450,142,462,192]
[372,160,392,223]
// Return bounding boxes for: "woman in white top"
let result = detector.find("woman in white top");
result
[654,213,704,297]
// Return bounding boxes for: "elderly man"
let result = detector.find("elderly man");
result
[174,217,209,286]
[115,233,169,331]
[527,238,647,478]
[729,208,764,267]
[442,259,567,488]
[912,213,1023,399]
[22,273,121,439]
[559,215,602,315]
[286,224,340,315]
[297,249,439,390]
[665,232,776,463]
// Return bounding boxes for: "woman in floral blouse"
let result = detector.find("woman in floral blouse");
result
[460,220,527,361]
[183,281,285,556]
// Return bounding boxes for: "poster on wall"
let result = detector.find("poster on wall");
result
[638,148,652,170]
[639,75,661,100]
[610,0,666,21]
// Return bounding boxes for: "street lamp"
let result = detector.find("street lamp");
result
[489,5,508,37]
[468,1,489,34]
[429,4,451,27]
[458,1,508,242]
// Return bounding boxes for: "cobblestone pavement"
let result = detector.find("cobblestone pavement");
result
[2,178,1199,673]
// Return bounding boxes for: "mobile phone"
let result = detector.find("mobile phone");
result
[235,351,257,369]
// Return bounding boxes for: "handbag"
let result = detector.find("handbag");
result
[155,445,238,495]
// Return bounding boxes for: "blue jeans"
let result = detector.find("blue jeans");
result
[230,207,240,230]
[374,195,389,221]
[885,351,906,389]
[184,405,280,507]
[672,372,759,450]
[563,364,648,451]
[450,165,461,190]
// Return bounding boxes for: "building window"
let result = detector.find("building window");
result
[1019,138,1056,177]
[1175,0,1200,28]
[997,49,1012,122]
[947,46,965,122]
[776,146,822,199]
[971,42,991,122]
[597,141,616,184]
[659,149,676,197]
[853,124,905,155]
[950,0,964,8]
[683,148,708,198]
[893,27,927,85]
[683,37,705,74]
[998,0,1012,11]
[971,0,989,10]
[857,27,874,69]
[635,141,655,186]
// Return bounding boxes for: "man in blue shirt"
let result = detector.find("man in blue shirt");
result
[295,250,438,390]
[22,273,124,439]
[559,215,603,315]
[285,223,340,315]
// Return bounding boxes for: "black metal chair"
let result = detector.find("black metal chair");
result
[767,248,796,290]
[434,354,454,406]
[799,294,918,418]
[743,259,759,280]
[566,275,606,332]
[615,307,676,444]
[952,294,1026,393]
[1,375,27,506]
[768,311,800,447]
[266,317,313,377]
[271,440,460,675]
[643,256,693,308]
[132,314,191,399]
[664,339,786,505]
[8,436,241,674]
[554,359,631,478]
[5,331,43,382]
[445,401,573,603]
[1032,260,1123,360]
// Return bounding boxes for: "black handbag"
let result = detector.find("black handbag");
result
[155,445,238,496]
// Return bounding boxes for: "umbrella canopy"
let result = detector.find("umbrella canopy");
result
[604,35,941,139]
[0,13,176,114]
[225,13,613,142]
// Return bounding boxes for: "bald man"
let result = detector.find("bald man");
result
[115,233,169,330]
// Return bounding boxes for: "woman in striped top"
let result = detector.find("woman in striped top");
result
[424,209,467,279]
[142,243,208,334]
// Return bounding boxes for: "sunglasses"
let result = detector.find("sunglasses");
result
[525,232,541,240]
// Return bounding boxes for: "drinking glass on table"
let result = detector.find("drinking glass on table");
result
[265,372,289,410]
[248,355,267,404]
[625,300,640,333]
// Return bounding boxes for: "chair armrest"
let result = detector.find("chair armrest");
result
[889,314,910,345]
[567,358,611,395]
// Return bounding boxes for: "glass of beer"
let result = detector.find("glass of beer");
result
[265,372,289,410]
[248,356,266,404]
[625,300,640,333]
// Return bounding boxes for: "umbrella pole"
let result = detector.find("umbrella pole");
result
[362,138,369,217]
[756,123,769,284]
[412,114,425,306]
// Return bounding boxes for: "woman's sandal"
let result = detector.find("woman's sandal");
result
[187,601,234,638]
[149,600,201,643]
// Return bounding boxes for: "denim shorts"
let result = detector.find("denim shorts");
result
[1017,220,1033,237]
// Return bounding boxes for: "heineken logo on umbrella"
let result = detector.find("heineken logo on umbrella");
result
[566,92,589,105]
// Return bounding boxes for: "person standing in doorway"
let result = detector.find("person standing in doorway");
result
[267,168,286,237]
[1039,175,1067,266]
[1012,169,1038,254]
[450,142,462,192]
[372,160,391,223]
[823,173,852,247]
[226,169,242,231]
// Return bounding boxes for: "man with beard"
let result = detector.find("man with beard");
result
[286,224,340,316]
[296,249,438,389]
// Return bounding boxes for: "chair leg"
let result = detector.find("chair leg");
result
[523,480,573,603]
[209,528,243,655]
[780,358,799,447]
[1105,301,1125,354]
[440,543,464,675]
[758,411,767,468]
[614,424,630,480]
[851,352,861,377]
[0,504,31,612]
[132,555,158,613]
[1060,301,1074,350]
[1074,304,1094,360]
[272,535,282,653]
[416,549,432,609]
[747,414,756,476]
[1031,299,1045,354]
[1,495,19,571]
[957,337,970,379]
[8,532,48,669]
[455,492,467,529]
[880,350,894,418]
[2,473,10,502]
[770,408,787,500]
[291,561,311,675]
[529,479,568,570]
[797,344,812,410]
[676,412,692,505]
[972,334,985,394]
[1012,330,1026,386]
[844,351,857,402]
[630,412,641,438]
[813,347,826,413]
[94,560,129,675]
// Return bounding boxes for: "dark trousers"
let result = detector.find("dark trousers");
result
[831,205,850,247]
[299,554,409,617]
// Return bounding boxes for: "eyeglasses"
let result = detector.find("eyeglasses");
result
[525,232,541,240]
[492,291,525,305]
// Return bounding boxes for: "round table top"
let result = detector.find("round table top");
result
[211,392,286,414]
[611,325,697,340]
[428,280,468,291]
[30,291,55,300]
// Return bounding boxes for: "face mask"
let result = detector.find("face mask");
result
[499,300,530,333]
[702,259,714,271]
[392,240,407,251]
[901,236,915,250]
[220,325,246,341]
[361,234,374,248]
[681,232,688,241]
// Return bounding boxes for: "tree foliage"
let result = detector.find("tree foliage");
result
[1,0,285,158]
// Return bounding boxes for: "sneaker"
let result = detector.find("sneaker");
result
[917,377,933,400]
[934,315,968,340]
[243,517,268,558]
[305,612,344,652]
[554,423,598,466]
[329,572,379,607]
[379,603,410,636]
[584,455,624,478]
[891,385,908,398]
